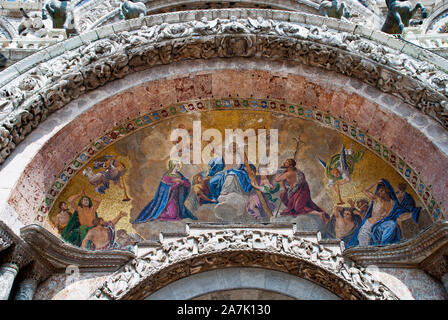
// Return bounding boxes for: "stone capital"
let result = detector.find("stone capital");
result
[2,245,33,270]
[0,227,13,253]
[19,262,50,284]
[420,243,448,281]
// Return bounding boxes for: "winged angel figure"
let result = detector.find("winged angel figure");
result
[82,155,129,199]
[318,145,364,205]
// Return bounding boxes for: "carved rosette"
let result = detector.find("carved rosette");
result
[93,230,398,300]
[0,14,448,166]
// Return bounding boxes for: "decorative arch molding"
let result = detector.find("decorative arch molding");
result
[0,16,17,40]
[0,10,447,235]
[92,228,398,300]
[422,1,448,34]
[75,0,380,33]
[2,9,448,170]
[75,0,320,33]
[1,60,446,238]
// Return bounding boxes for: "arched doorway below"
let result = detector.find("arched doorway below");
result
[145,267,340,300]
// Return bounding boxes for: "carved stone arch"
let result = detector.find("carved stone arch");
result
[92,229,398,300]
[422,1,448,34]
[76,1,380,33]
[74,0,321,32]
[0,9,447,246]
[2,10,448,165]
[0,16,18,39]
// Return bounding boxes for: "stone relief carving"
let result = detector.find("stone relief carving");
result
[319,0,351,20]
[93,230,398,300]
[381,0,427,35]
[119,0,147,20]
[0,15,448,166]
[18,9,49,39]
[42,0,78,36]
[76,0,121,32]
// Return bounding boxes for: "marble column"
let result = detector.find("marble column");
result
[0,263,19,300]
[441,273,448,293]
[13,263,46,300]
[14,278,38,300]
[0,245,32,300]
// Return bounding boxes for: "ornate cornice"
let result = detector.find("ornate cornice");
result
[0,9,448,167]
[343,219,448,269]
[20,224,135,272]
[0,221,53,272]
[92,228,398,300]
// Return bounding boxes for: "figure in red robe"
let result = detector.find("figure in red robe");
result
[275,159,329,222]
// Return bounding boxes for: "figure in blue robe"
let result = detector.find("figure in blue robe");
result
[346,179,420,248]
[206,157,254,201]
[132,160,198,223]
[397,190,420,223]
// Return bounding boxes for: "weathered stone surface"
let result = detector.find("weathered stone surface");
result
[92,228,398,300]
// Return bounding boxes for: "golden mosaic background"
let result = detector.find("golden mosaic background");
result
[48,110,428,242]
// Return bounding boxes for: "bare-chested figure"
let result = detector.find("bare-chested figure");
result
[275,159,329,222]
[323,205,362,242]
[347,179,420,247]
[333,207,362,239]
[67,189,101,227]
[81,211,127,250]
[357,180,393,246]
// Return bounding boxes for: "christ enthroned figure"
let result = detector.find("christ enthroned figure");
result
[207,143,253,200]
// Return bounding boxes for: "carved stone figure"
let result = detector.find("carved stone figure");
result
[143,248,167,269]
[18,9,48,39]
[247,16,273,33]
[220,16,250,34]
[319,0,351,19]
[119,0,147,20]
[42,0,77,36]
[158,22,191,40]
[132,259,150,277]
[191,17,219,35]
[381,0,427,34]
[105,264,137,297]
[274,22,308,39]
[199,233,227,252]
